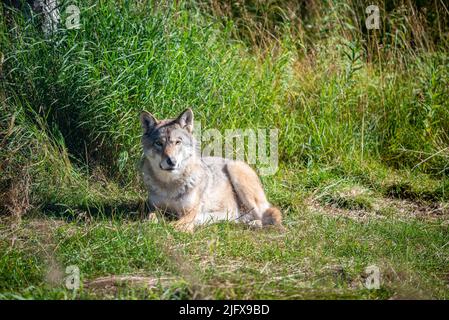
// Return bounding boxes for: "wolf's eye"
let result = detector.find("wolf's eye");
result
[154,141,163,147]
[176,140,181,145]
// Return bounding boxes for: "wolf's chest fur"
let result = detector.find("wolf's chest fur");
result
[142,158,202,209]
[141,156,241,221]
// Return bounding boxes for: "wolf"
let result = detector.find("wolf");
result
[140,108,282,232]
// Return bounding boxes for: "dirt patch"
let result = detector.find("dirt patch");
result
[84,275,176,289]
[307,198,378,221]
[82,275,183,298]
[307,196,449,222]
[379,198,449,220]
[317,186,374,211]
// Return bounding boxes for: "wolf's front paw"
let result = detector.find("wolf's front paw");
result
[173,221,195,233]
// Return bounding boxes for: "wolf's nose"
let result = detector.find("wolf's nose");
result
[166,157,176,167]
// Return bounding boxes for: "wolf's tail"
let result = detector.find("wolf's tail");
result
[262,207,282,226]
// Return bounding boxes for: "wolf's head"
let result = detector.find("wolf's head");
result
[140,108,196,176]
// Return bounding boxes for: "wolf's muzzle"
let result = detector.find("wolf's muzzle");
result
[160,157,178,171]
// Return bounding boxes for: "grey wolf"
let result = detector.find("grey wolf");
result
[140,108,282,232]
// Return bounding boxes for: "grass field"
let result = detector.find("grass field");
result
[0,0,448,299]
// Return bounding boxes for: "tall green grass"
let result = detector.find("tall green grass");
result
[1,0,448,214]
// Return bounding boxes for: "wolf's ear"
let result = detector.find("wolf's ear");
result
[176,108,194,133]
[140,111,158,133]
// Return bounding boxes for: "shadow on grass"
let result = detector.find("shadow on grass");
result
[38,199,182,223]
[39,200,149,221]
[384,182,444,202]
